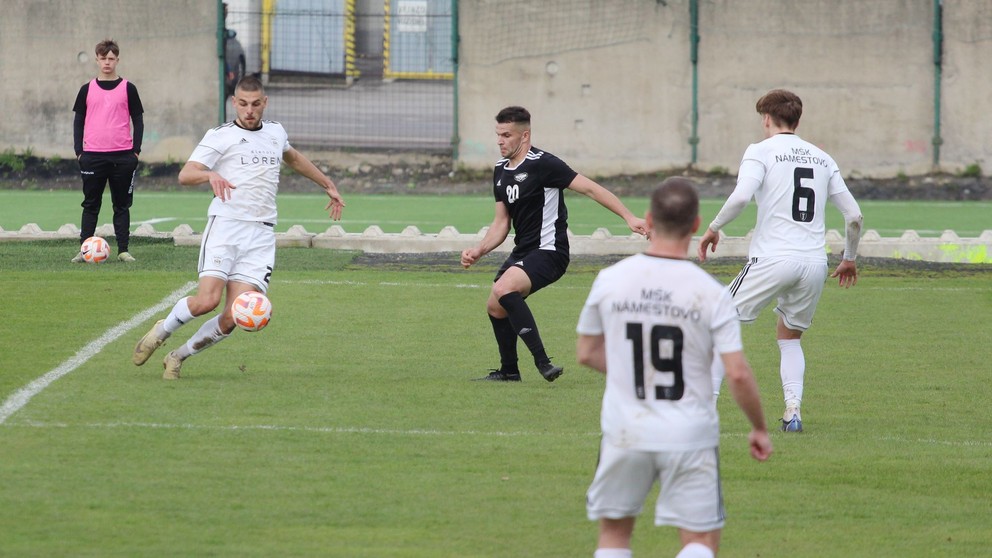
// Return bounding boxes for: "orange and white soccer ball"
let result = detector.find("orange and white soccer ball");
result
[231,291,272,332]
[80,236,111,263]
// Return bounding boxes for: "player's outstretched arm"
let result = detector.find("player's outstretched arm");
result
[699,174,760,261]
[461,203,511,268]
[722,351,772,461]
[576,334,606,374]
[568,175,648,236]
[697,228,721,262]
[179,161,236,201]
[283,147,345,220]
[830,259,858,288]
[829,190,863,288]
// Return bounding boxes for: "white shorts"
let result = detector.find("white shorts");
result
[198,216,275,293]
[586,440,725,532]
[728,256,828,331]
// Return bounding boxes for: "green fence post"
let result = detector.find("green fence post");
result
[932,0,943,170]
[689,0,700,166]
[218,0,227,124]
[451,0,460,161]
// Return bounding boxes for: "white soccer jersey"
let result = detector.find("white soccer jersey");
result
[188,120,291,224]
[577,254,742,451]
[739,133,850,261]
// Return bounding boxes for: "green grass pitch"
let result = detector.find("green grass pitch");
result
[1,240,990,556]
[2,190,992,237]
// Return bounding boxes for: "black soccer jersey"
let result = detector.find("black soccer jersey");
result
[493,147,578,257]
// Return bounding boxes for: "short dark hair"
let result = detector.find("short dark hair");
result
[756,89,803,129]
[495,106,531,125]
[650,177,699,238]
[235,75,265,95]
[95,39,119,57]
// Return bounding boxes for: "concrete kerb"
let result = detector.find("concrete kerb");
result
[2,224,991,263]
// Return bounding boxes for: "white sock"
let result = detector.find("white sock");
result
[175,315,229,359]
[778,339,805,406]
[594,549,632,558]
[675,542,714,558]
[710,356,725,398]
[163,297,196,335]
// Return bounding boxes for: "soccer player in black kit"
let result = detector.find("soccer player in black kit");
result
[461,106,648,382]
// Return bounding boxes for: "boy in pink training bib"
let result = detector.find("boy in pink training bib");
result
[72,38,144,263]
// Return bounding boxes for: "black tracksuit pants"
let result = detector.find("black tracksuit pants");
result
[78,151,138,252]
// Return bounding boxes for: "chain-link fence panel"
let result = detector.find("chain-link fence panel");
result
[225,0,455,152]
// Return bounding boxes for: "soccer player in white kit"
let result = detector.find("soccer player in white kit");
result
[578,178,772,558]
[698,89,864,432]
[131,76,345,379]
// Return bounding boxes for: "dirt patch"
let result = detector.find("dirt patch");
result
[2,154,989,201]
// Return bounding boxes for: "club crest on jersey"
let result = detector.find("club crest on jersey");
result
[514,173,528,182]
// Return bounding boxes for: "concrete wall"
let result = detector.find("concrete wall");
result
[0,0,218,162]
[2,0,989,176]
[694,0,935,177]
[456,0,991,178]
[457,0,692,175]
[940,0,992,172]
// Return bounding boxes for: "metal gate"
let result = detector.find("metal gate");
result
[270,0,349,75]
[384,0,454,79]
[224,0,455,152]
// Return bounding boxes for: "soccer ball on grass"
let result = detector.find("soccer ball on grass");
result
[80,236,111,263]
[231,291,272,332]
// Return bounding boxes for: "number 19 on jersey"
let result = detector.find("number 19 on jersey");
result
[625,322,685,401]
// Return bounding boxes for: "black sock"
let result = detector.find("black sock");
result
[498,292,550,366]
[488,314,519,372]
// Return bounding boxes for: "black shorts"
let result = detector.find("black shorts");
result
[494,250,570,294]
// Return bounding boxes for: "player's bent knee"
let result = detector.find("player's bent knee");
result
[486,298,507,317]
[491,282,513,300]
[492,282,529,301]
[188,295,222,316]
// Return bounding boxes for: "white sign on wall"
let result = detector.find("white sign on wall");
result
[396,0,427,33]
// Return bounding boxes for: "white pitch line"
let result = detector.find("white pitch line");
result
[2,421,744,441]
[8,420,602,438]
[0,282,197,425]
[279,279,485,289]
[133,217,177,225]
[876,435,992,448]
[277,279,591,290]
[9,421,990,447]
[278,280,985,294]
[860,286,981,292]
